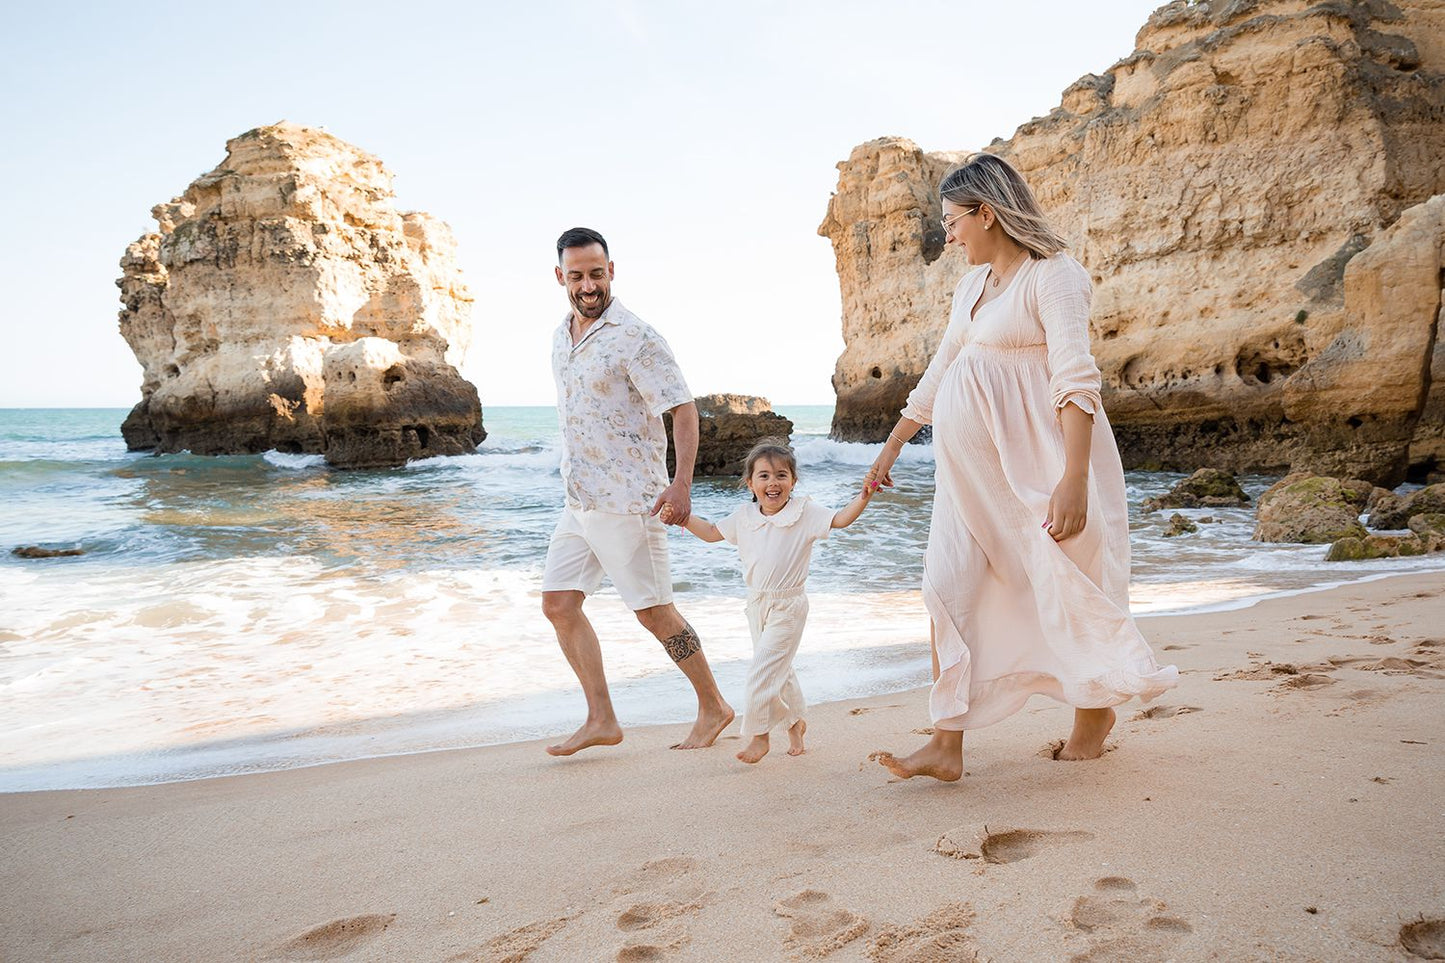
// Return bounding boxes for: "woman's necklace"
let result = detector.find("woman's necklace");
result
[990,248,1028,288]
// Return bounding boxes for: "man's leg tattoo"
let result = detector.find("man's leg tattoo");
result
[663,622,702,663]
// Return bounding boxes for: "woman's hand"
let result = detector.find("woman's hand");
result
[1045,474,1088,540]
[866,450,897,494]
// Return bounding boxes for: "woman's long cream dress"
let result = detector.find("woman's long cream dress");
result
[901,253,1177,730]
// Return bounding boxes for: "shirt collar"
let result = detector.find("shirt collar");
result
[739,494,809,530]
[559,298,629,338]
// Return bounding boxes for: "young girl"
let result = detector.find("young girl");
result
[662,440,876,763]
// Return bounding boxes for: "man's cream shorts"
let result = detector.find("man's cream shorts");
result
[541,506,673,611]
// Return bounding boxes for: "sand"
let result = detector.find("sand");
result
[2,572,1443,962]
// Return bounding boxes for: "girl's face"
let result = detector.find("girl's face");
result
[748,456,795,515]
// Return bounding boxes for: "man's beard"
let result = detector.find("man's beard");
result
[571,290,610,320]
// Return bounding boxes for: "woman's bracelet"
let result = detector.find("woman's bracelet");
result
[887,430,909,447]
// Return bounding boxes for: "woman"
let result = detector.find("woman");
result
[866,153,1176,782]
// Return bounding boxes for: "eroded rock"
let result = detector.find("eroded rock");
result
[820,2,1445,485]
[1370,483,1445,529]
[117,122,484,468]
[665,394,794,477]
[1253,473,1370,544]
[1141,468,1249,513]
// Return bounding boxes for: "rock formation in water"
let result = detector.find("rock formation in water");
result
[820,0,1445,485]
[666,394,794,477]
[117,122,484,468]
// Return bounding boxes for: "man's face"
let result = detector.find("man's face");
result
[556,243,614,321]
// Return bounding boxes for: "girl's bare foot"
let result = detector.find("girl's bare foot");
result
[1057,707,1115,761]
[737,734,770,764]
[871,729,963,781]
[786,719,806,756]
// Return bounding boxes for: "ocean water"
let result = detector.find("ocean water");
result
[2,406,1441,792]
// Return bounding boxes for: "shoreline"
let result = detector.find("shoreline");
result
[3,571,1443,961]
[6,567,1445,795]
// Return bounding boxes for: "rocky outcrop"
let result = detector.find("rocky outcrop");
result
[821,0,1445,486]
[117,122,484,468]
[1368,482,1445,529]
[1140,468,1249,512]
[1326,531,1443,560]
[665,394,794,477]
[1252,473,1369,543]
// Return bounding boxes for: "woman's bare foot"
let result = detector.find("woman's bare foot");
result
[871,729,963,781]
[1056,707,1115,761]
[670,701,735,750]
[786,719,807,756]
[737,734,770,764]
[546,719,623,756]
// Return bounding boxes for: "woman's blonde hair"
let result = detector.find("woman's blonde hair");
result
[741,439,798,501]
[939,153,1067,259]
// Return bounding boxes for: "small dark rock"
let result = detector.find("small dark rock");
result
[13,546,86,559]
[1163,513,1198,537]
[1141,468,1249,513]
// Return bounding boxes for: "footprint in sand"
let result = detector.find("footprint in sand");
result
[450,917,569,963]
[1062,877,1192,962]
[865,902,979,961]
[1160,643,1192,651]
[934,826,1093,865]
[1359,656,1445,679]
[1400,917,1445,959]
[269,913,394,960]
[1129,704,1202,721]
[773,889,870,958]
[1273,673,1337,690]
[849,705,900,716]
[612,858,707,960]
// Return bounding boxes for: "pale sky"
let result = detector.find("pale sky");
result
[0,0,1162,409]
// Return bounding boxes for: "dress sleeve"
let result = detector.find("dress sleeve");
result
[626,327,694,417]
[1037,255,1102,417]
[900,272,978,425]
[805,499,833,542]
[715,506,741,544]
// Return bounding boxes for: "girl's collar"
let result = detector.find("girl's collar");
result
[741,494,809,530]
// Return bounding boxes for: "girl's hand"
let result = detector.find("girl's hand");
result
[660,504,675,524]
[1044,475,1088,541]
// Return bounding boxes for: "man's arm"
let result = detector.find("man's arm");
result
[651,400,697,525]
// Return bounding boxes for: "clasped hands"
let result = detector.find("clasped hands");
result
[652,480,691,527]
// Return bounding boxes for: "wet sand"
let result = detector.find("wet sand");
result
[2,572,1443,962]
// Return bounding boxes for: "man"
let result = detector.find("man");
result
[541,226,734,755]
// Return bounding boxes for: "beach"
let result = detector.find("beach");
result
[3,571,1442,962]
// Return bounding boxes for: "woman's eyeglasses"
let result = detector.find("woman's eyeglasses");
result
[941,207,981,234]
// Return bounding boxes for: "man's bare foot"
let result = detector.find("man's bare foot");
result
[545,719,623,757]
[786,719,807,756]
[870,729,964,781]
[1056,707,1115,761]
[670,701,735,750]
[737,734,769,764]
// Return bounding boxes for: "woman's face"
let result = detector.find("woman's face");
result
[942,199,987,264]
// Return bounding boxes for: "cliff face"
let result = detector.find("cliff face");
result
[117,122,484,468]
[821,0,1445,485]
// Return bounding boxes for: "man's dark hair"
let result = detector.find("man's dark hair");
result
[556,227,609,263]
